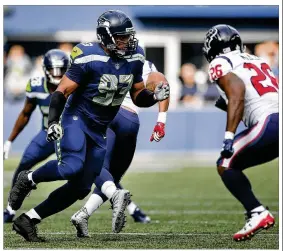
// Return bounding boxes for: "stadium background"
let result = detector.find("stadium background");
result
[3,5,280,249]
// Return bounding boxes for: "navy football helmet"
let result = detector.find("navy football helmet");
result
[96,10,138,58]
[203,24,244,62]
[43,49,70,85]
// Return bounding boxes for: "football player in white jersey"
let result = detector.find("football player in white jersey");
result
[203,24,279,241]
[71,60,169,236]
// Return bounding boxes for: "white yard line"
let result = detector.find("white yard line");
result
[4,231,279,236]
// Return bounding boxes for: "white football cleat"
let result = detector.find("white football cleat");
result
[70,207,90,238]
[110,189,131,233]
[233,208,275,241]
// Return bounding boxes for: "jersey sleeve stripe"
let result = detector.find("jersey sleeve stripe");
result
[74,55,110,64]
[217,56,233,68]
[126,53,145,63]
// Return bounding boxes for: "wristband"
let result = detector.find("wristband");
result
[225,131,235,140]
[157,112,167,123]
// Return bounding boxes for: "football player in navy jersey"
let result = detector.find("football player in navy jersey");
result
[3,49,70,223]
[71,63,169,237]
[10,10,169,242]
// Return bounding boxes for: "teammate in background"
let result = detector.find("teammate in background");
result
[203,25,278,241]
[9,10,169,242]
[71,63,169,237]
[3,49,70,223]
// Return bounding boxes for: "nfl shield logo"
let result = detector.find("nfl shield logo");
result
[115,63,120,70]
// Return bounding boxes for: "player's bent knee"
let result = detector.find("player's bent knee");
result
[77,189,90,200]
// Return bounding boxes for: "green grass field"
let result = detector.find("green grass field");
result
[3,158,279,249]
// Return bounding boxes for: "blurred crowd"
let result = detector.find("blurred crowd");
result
[3,41,279,107]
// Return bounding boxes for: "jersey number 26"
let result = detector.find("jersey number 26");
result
[244,63,278,96]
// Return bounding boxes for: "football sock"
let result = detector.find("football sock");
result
[127,201,137,215]
[26,208,41,221]
[101,181,117,199]
[32,160,64,184]
[34,182,79,219]
[221,169,261,212]
[84,193,104,215]
[251,205,265,213]
[95,168,115,189]
[6,203,16,215]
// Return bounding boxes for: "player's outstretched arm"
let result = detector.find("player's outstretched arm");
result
[146,74,170,142]
[46,75,78,142]
[217,72,245,158]
[3,98,37,159]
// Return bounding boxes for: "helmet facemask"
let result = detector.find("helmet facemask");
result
[43,66,67,85]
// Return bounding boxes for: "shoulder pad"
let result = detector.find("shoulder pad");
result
[208,56,233,82]
[70,42,96,60]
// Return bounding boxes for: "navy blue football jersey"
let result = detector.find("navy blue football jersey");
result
[65,42,145,127]
[25,76,51,130]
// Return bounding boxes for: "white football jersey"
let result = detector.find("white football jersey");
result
[121,60,158,113]
[209,50,279,127]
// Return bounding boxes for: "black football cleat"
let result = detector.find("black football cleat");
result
[4,209,15,223]
[12,213,44,242]
[131,207,151,223]
[8,171,36,211]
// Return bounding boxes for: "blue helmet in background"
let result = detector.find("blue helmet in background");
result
[43,49,70,85]
[96,10,138,58]
[203,24,244,63]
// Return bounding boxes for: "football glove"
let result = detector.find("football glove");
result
[220,139,234,158]
[153,82,170,101]
[3,140,12,160]
[150,122,165,142]
[215,96,227,112]
[46,123,63,142]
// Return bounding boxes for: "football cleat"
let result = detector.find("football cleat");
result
[233,208,275,241]
[110,189,131,233]
[4,209,15,223]
[131,207,151,223]
[12,213,44,242]
[8,171,36,210]
[70,207,90,238]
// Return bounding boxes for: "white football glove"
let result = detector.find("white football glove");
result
[3,140,12,160]
[46,123,63,142]
[154,82,170,101]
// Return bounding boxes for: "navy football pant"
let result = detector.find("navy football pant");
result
[94,107,140,200]
[217,113,279,170]
[11,130,54,187]
[218,113,279,211]
[33,112,107,219]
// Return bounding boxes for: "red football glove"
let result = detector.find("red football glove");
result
[150,122,165,142]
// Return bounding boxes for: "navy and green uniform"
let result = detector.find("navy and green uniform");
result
[12,77,54,186]
[32,42,145,219]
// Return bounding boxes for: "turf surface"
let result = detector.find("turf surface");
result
[3,158,279,249]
